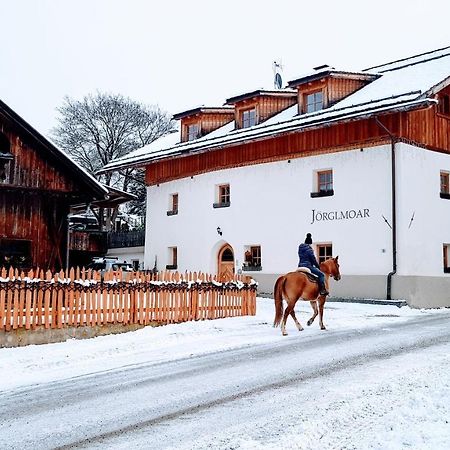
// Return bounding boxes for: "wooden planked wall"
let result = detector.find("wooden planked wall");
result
[146,106,450,186]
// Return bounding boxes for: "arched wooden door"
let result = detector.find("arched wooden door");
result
[217,244,235,281]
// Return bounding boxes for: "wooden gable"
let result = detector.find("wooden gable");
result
[288,70,377,114]
[174,107,235,143]
[226,90,297,129]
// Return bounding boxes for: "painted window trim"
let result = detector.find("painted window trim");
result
[304,90,324,114]
[444,244,450,273]
[186,123,200,141]
[241,108,257,128]
[214,184,230,208]
[243,245,262,270]
[311,169,334,197]
[440,171,450,198]
[167,193,179,215]
[316,242,333,264]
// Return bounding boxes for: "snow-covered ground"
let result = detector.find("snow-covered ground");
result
[1,299,449,450]
[0,299,436,392]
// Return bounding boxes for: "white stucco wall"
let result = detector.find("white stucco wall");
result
[145,144,398,277]
[395,143,450,276]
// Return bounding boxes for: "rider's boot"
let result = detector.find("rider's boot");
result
[319,282,329,296]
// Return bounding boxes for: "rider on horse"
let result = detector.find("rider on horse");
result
[298,233,329,296]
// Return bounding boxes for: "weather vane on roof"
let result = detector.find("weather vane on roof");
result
[273,60,283,90]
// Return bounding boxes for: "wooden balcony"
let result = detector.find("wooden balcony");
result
[107,230,145,249]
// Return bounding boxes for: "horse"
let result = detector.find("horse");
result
[273,257,341,336]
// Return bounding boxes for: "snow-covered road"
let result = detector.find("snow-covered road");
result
[1,300,450,449]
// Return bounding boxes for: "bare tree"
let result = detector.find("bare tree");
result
[52,92,174,222]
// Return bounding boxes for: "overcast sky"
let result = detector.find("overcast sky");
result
[0,0,449,136]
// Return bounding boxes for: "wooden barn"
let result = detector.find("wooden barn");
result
[0,99,107,270]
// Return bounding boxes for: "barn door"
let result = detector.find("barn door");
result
[217,244,235,281]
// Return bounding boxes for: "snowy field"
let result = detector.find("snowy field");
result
[1,298,450,449]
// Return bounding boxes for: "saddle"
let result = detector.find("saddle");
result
[296,267,318,283]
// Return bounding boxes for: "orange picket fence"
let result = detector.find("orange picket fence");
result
[0,267,257,332]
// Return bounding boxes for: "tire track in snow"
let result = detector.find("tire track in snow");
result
[54,331,450,449]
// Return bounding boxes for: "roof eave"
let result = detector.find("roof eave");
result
[99,99,435,174]
[0,99,107,199]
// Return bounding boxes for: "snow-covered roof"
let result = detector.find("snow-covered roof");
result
[0,98,108,198]
[172,106,234,120]
[225,88,296,104]
[100,47,450,174]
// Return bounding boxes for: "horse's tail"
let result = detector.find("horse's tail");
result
[273,276,286,327]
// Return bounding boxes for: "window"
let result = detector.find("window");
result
[167,193,179,215]
[444,244,450,273]
[166,247,177,270]
[305,91,323,113]
[213,184,230,208]
[242,108,256,128]
[311,170,334,197]
[441,171,450,199]
[316,243,333,264]
[0,239,32,269]
[438,94,450,116]
[0,131,13,182]
[187,124,199,141]
[243,245,262,271]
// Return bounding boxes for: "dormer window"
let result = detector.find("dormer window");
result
[187,124,200,141]
[305,91,324,113]
[242,108,256,128]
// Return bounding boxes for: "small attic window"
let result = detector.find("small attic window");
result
[305,91,324,113]
[438,94,450,116]
[187,124,200,141]
[241,108,256,128]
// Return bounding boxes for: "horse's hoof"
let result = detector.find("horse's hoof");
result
[298,327,304,332]
[282,332,288,336]
[307,320,312,326]
[321,326,327,331]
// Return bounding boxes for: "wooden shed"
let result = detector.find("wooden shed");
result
[0,99,107,270]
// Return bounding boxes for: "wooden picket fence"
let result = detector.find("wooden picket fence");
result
[0,267,257,332]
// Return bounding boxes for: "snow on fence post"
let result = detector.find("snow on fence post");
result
[0,267,257,334]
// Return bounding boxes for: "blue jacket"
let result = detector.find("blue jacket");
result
[298,243,320,269]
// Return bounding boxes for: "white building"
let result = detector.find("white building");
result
[101,47,450,308]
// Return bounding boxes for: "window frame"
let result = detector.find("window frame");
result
[444,244,450,273]
[241,108,257,128]
[167,193,179,216]
[316,243,333,265]
[213,183,231,208]
[440,171,450,199]
[243,245,262,271]
[304,91,324,113]
[186,123,200,141]
[166,246,178,270]
[311,169,334,198]
[0,238,32,269]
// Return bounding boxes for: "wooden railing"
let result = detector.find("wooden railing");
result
[107,230,145,248]
[0,267,257,332]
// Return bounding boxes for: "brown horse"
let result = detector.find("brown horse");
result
[273,257,341,336]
